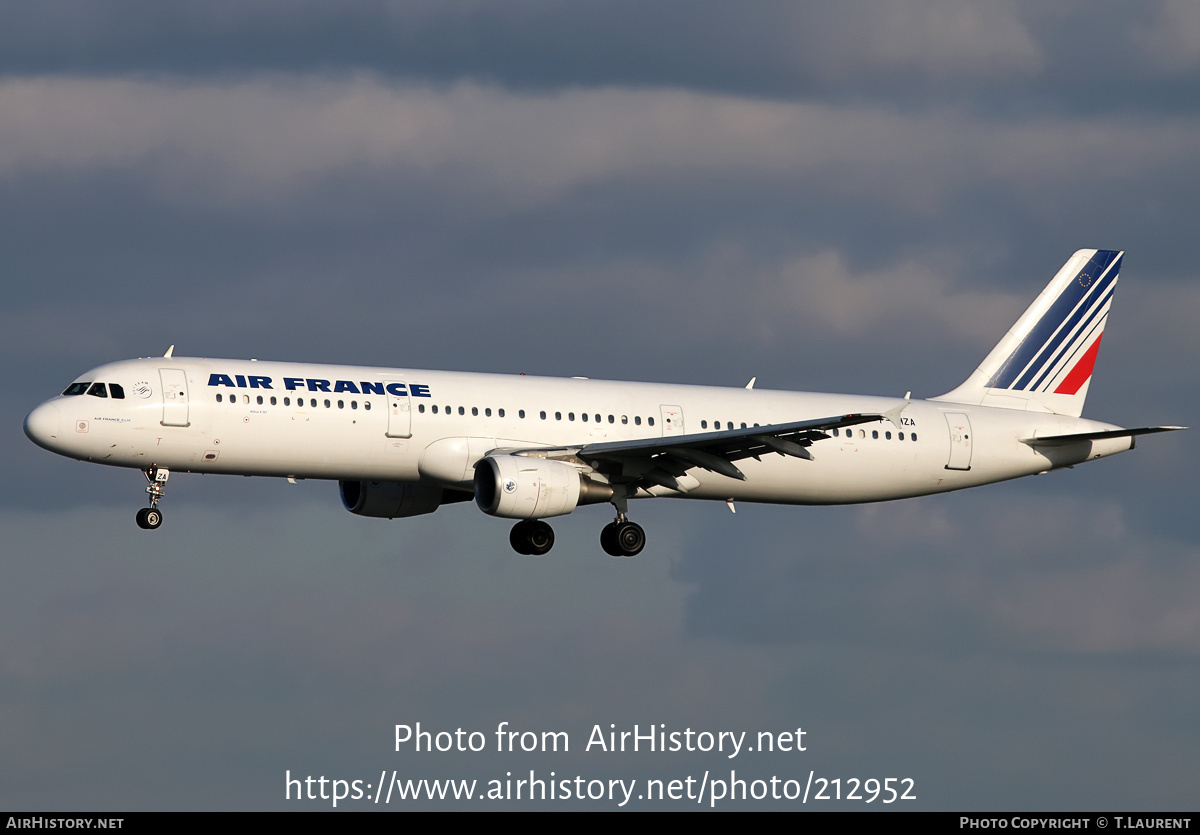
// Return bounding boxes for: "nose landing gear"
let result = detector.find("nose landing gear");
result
[135,467,169,530]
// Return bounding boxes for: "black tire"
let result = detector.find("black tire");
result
[615,521,645,556]
[509,521,532,555]
[135,508,150,529]
[600,522,621,556]
[526,520,554,556]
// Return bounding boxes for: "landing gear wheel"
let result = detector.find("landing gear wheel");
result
[614,521,645,556]
[137,467,169,530]
[136,507,163,530]
[600,522,621,557]
[510,520,555,556]
[525,520,554,556]
[509,521,532,555]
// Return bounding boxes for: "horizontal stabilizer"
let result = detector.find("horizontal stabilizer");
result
[1021,426,1186,447]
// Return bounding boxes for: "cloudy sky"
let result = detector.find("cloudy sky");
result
[3,1,1198,810]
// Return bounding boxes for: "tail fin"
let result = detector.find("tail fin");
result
[932,249,1123,418]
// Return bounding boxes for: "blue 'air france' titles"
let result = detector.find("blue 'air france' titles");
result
[207,374,431,397]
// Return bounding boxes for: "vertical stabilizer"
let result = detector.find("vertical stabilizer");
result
[932,249,1122,418]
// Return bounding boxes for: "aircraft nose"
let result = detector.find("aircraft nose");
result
[24,401,63,451]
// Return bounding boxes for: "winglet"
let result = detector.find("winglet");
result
[163,345,175,358]
[881,398,910,428]
[745,377,756,390]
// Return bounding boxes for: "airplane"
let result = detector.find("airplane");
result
[23,249,1183,557]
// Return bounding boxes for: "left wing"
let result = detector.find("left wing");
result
[502,404,908,494]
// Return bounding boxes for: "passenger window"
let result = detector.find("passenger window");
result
[87,383,108,398]
[472,407,478,416]
[109,383,125,399]
[555,412,562,421]
[648,417,654,426]
[911,433,918,441]
[244,395,251,405]
[581,413,588,422]
[635,416,641,425]
[622,415,628,424]
[485,408,491,417]
[338,400,344,409]
[899,432,905,440]
[458,406,465,415]
[284,397,291,406]
[872,430,878,439]
[310,399,317,408]
[595,414,601,423]
[701,420,708,429]
[324,399,331,408]
[608,415,614,424]
[364,401,371,411]
[885,431,892,440]
[257,395,264,405]
[432,405,438,414]
[417,403,423,412]
[271,396,277,406]
[216,393,223,403]
[352,401,357,410]
[568,412,575,421]
[62,382,91,396]
[540,411,546,420]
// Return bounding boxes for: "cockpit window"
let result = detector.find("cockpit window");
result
[63,382,91,396]
[109,383,125,399]
[87,383,108,398]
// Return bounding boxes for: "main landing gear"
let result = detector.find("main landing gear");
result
[510,519,555,555]
[600,512,645,557]
[507,511,647,557]
[135,466,169,530]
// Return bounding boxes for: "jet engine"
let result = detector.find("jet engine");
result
[474,455,612,519]
[339,480,467,518]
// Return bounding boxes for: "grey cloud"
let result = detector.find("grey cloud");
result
[1133,0,1200,72]
[676,490,1200,656]
[6,77,1200,219]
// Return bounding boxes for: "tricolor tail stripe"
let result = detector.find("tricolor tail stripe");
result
[985,250,1121,392]
[1054,333,1103,395]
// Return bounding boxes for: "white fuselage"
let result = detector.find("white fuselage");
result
[25,357,1131,506]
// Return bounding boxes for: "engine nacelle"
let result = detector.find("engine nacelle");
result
[339,480,458,519]
[474,455,611,519]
